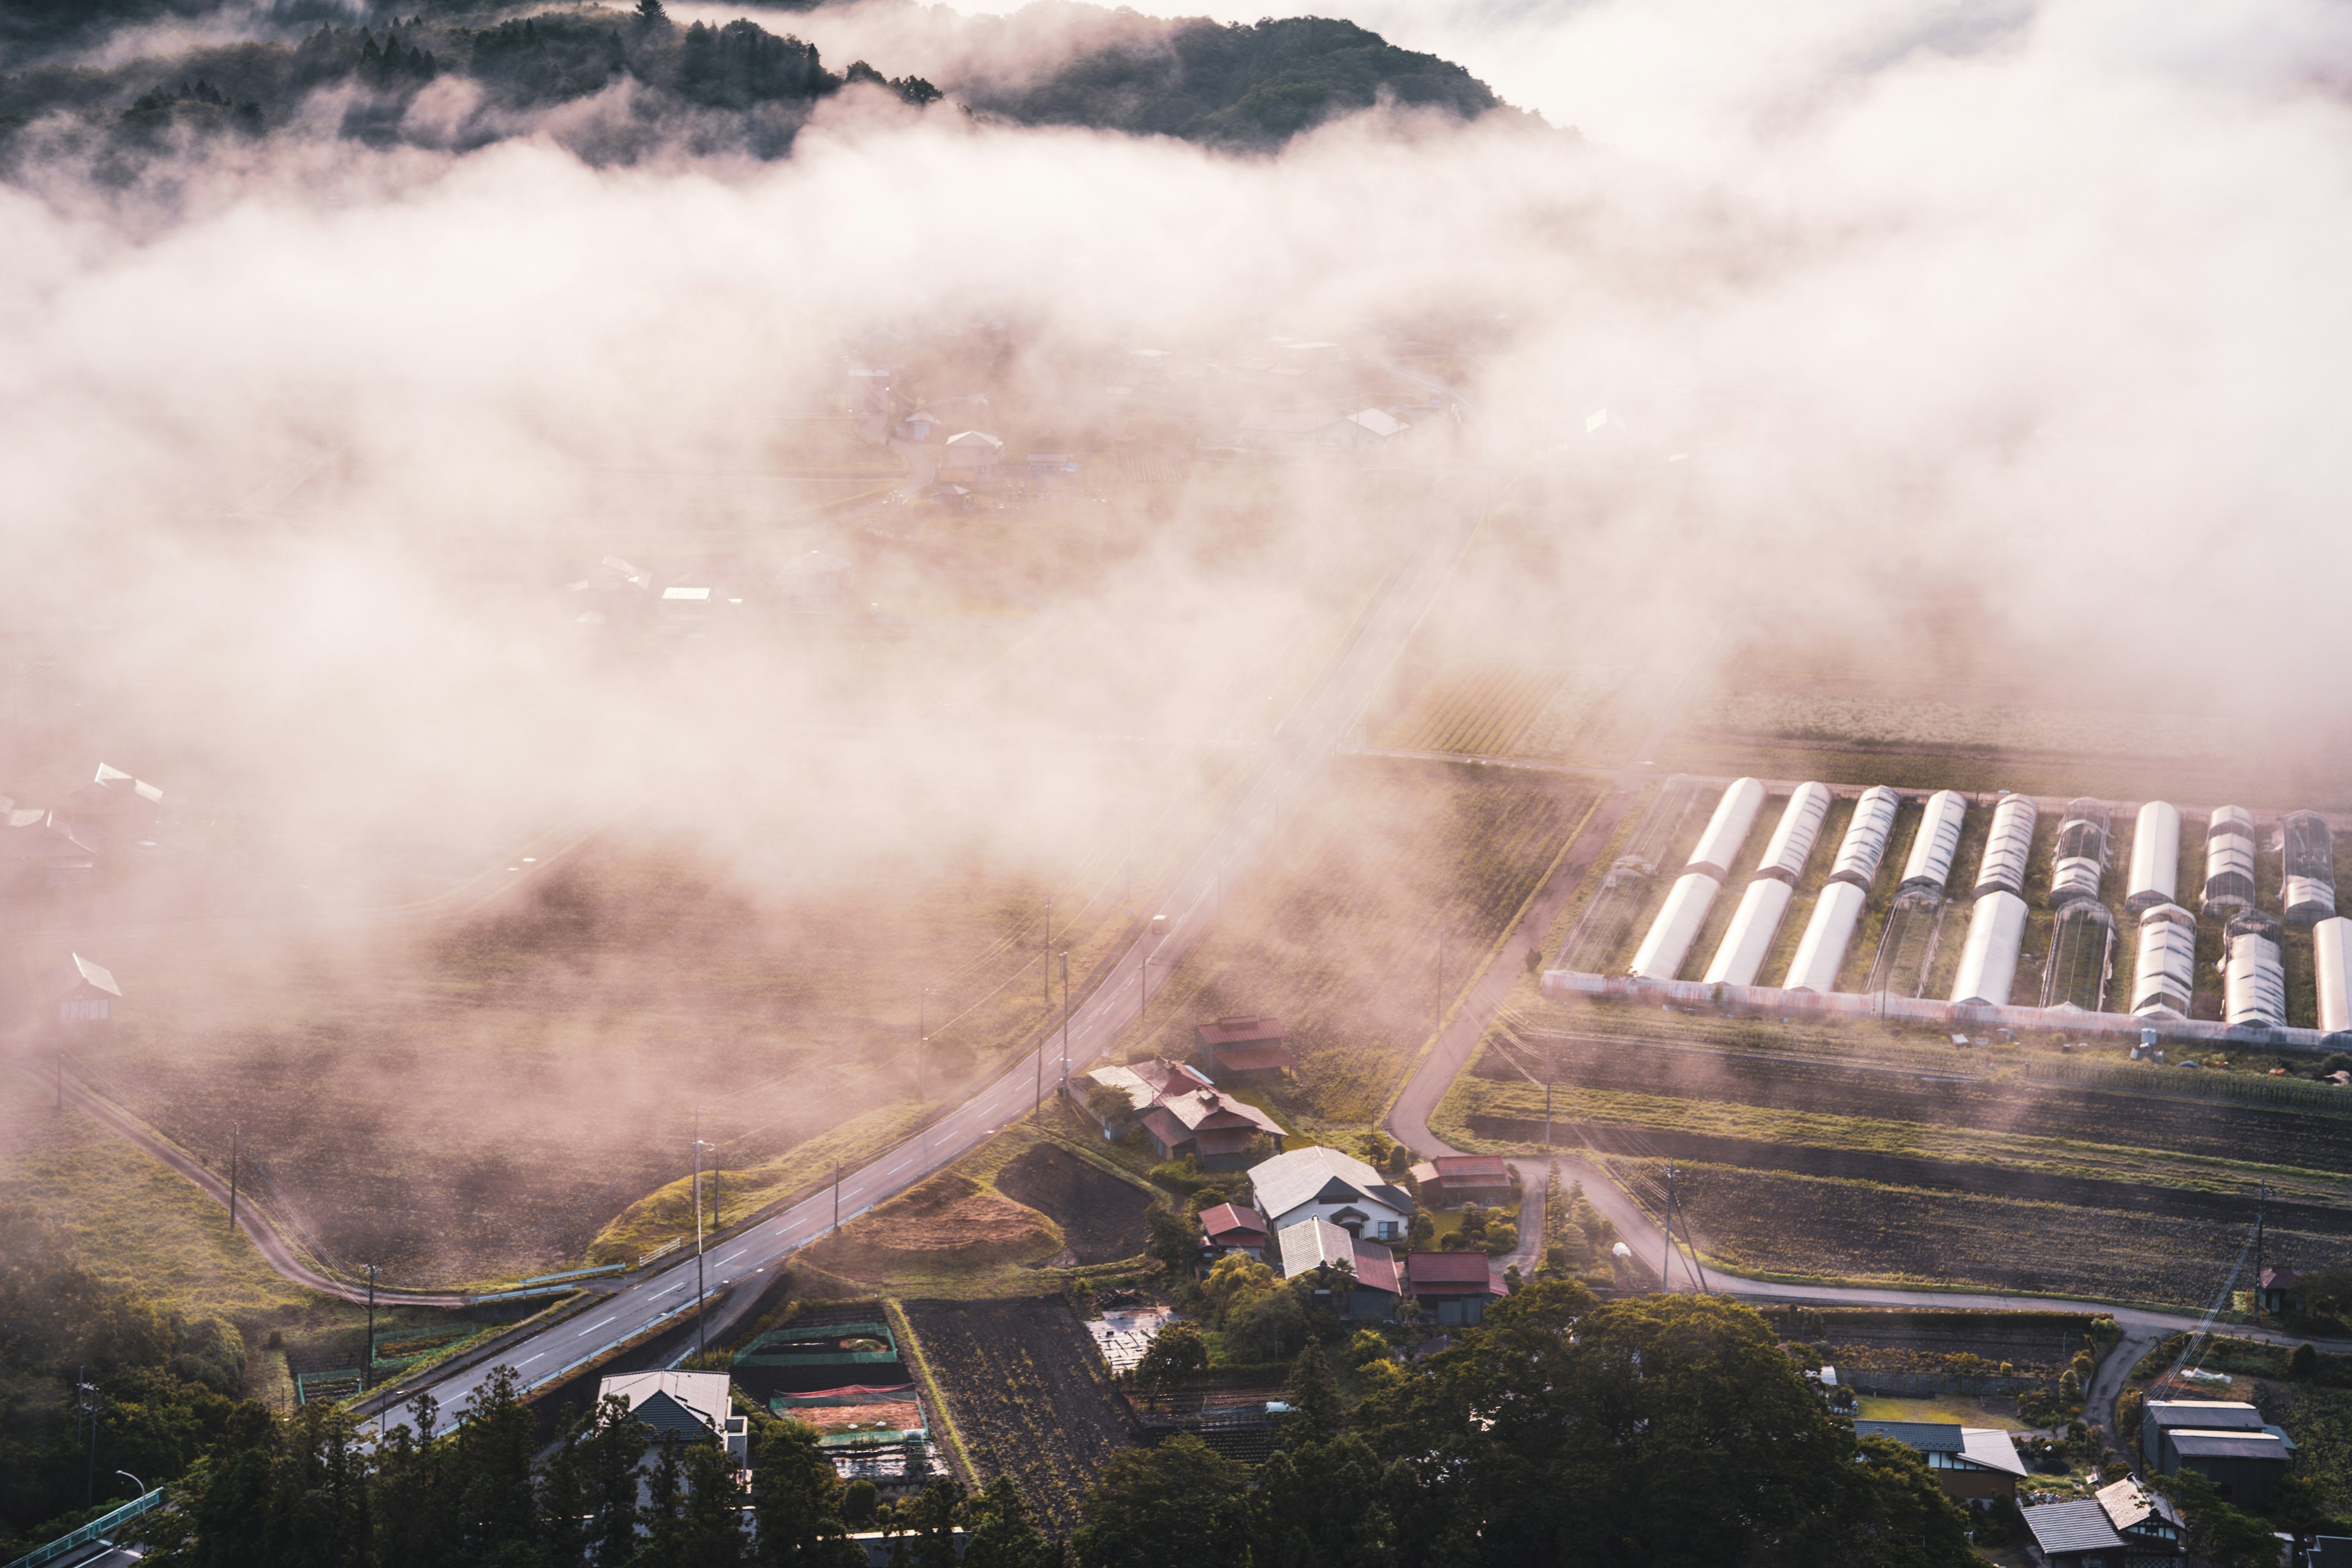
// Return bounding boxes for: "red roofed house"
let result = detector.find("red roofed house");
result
[1408,1155,1515,1208]
[1278,1217,1400,1322]
[1198,1202,1268,1262]
[1136,1089,1284,1172]
[1194,1016,1295,1083]
[1404,1251,1504,1327]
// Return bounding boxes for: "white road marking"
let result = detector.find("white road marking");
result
[586,1315,615,1331]
[520,1353,545,1365]
[720,1249,748,1264]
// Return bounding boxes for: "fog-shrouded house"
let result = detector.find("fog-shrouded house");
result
[54,954,121,1028]
[1085,1059,1284,1169]
[1408,1154,1514,1208]
[1246,1145,1414,1245]
[1193,1016,1295,1083]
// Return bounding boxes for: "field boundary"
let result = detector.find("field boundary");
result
[1379,787,1607,1123]
[886,1298,978,1485]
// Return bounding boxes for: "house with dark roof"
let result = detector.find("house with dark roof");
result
[1197,1202,1268,1262]
[2141,1400,2296,1504]
[1276,1217,1400,1322]
[5,809,99,888]
[1135,1090,1284,1172]
[2019,1476,2185,1565]
[1247,1146,1415,1246]
[1408,1154,1516,1208]
[66,764,163,850]
[597,1371,748,1466]
[1853,1420,2026,1502]
[2258,1265,2302,1316]
[1403,1251,1502,1327]
[1194,1016,1296,1083]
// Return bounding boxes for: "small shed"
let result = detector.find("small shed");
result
[1407,1155,1514,1208]
[1198,1202,1268,1261]
[55,954,121,1026]
[1194,1016,1295,1082]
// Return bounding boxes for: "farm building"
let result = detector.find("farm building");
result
[1134,1089,1284,1171]
[941,430,1005,477]
[1971,795,2038,900]
[2280,810,2337,924]
[1193,1016,1295,1082]
[1629,870,1719,981]
[69,763,164,841]
[1402,1251,1503,1327]
[1246,1145,1414,1246]
[1828,786,1901,889]
[1702,876,1795,987]
[2039,901,2114,1011]
[2224,911,2286,1029]
[596,1370,748,1468]
[1782,880,1868,993]
[2046,799,2109,909]
[1900,790,1969,894]
[1089,1057,1215,1109]
[1754,781,1833,882]
[733,1320,908,1400]
[1275,1218,1400,1321]
[2202,805,2258,915]
[2132,903,2199,1018]
[2141,1400,2296,1504]
[2125,799,2183,913]
[2318,917,2352,1035]
[1408,1154,1515,1207]
[1949,891,2028,1007]
[1198,1202,1268,1261]
[52,953,120,1026]
[1850,1422,2026,1503]
[1684,777,1766,880]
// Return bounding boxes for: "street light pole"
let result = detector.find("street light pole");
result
[1043,894,1052,1003]
[693,1116,714,1363]
[364,1263,377,1390]
[1059,951,1071,1093]
[228,1123,239,1237]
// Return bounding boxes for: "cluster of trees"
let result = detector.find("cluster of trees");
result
[134,1366,1057,1567]
[1434,1204,1514,1257]
[959,15,1521,151]
[0,1205,247,1561]
[1537,1167,1617,1278]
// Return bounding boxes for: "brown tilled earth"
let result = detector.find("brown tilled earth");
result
[994,1144,1152,1264]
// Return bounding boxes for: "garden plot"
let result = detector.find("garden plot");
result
[899,1297,1134,1532]
[1085,1305,1175,1374]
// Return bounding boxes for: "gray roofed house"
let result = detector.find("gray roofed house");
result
[1246,1146,1414,1246]
[597,1371,747,1466]
[2090,1476,2182,1554]
[1275,1217,1399,1321]
[54,953,121,1025]
[1853,1420,2025,1501]
[2021,1498,2125,1564]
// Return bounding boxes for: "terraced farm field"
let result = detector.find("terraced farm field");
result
[899,1297,1133,1532]
[1443,1003,2352,1305]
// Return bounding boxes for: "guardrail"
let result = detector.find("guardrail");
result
[636,1237,686,1268]
[4,1488,166,1568]
[511,1264,625,1287]
[466,1283,586,1307]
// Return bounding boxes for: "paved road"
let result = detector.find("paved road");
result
[360,489,1499,1433]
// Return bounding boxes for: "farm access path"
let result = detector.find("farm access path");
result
[353,480,1504,1435]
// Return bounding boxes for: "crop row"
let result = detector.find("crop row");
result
[897,1297,1134,1534]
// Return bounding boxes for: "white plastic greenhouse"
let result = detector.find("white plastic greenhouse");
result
[1972,796,2040,900]
[2202,806,2258,915]
[1950,891,2028,1006]
[2280,811,2337,925]
[1703,878,1796,987]
[1828,786,1901,889]
[2224,911,2286,1028]
[1629,871,1721,981]
[2047,799,2109,910]
[2125,800,2182,914]
[2317,916,2352,1035]
[2130,903,2198,1017]
[1783,880,1868,993]
[1755,782,1833,883]
[1900,790,1969,894]
[1685,777,1766,880]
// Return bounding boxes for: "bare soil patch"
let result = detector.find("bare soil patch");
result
[995,1144,1152,1265]
[799,1172,1060,1277]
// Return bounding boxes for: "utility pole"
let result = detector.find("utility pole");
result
[364,1264,377,1391]
[918,986,932,1101]
[833,1163,842,1233]
[228,1123,239,1236]
[1059,951,1071,1092]
[1436,931,1446,1033]
[1660,1163,1678,1294]
[1043,894,1052,1002]
[693,1116,712,1363]
[1544,1075,1553,1148]
[77,1366,97,1506]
